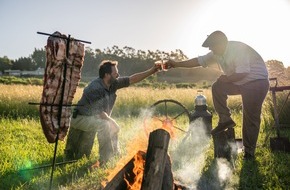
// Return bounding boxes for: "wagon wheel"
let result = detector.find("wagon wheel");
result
[143,99,190,138]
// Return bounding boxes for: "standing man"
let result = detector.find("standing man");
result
[65,60,160,166]
[165,30,269,159]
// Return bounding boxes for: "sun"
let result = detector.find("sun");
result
[181,0,290,67]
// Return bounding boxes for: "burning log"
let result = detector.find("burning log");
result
[174,183,191,190]
[102,129,174,190]
[141,129,173,190]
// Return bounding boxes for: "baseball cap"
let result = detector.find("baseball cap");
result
[202,30,228,47]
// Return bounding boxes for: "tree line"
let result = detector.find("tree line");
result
[1,45,289,84]
[0,46,187,79]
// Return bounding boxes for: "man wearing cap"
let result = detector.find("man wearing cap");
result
[165,30,269,160]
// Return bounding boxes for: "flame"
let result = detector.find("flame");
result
[102,116,176,188]
[161,118,175,139]
[102,131,148,187]
[125,152,145,190]
[123,117,175,189]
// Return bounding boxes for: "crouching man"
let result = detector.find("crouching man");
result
[64,60,160,166]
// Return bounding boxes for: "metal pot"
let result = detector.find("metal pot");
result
[195,90,207,106]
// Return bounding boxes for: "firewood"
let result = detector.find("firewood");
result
[141,129,172,190]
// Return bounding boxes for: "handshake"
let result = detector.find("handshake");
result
[154,59,175,72]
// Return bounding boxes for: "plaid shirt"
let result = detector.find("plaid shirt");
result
[76,77,130,116]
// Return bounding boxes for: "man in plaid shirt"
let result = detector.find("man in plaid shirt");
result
[65,60,160,166]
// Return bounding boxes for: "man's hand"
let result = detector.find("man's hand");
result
[109,118,120,135]
[153,61,163,72]
[164,59,176,69]
[99,112,120,132]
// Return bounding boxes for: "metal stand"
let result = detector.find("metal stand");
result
[269,78,290,130]
[29,31,91,189]
[268,78,290,152]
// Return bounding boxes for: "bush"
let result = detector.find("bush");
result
[0,76,43,85]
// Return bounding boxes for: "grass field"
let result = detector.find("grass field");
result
[0,84,290,190]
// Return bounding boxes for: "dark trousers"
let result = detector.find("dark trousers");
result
[212,79,269,155]
[64,127,97,160]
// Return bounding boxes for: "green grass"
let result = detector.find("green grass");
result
[0,84,290,190]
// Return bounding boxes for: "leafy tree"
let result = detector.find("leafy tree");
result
[111,45,125,57]
[0,56,12,72]
[169,49,188,61]
[266,60,288,85]
[146,50,153,59]
[82,47,98,77]
[286,66,290,80]
[3,45,206,83]
[12,57,35,71]
[95,48,102,55]
[31,48,46,69]
[123,46,136,58]
[137,50,147,60]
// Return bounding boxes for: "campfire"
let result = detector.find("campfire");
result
[102,117,178,190]
[99,97,241,190]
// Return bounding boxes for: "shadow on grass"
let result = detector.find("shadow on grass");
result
[261,118,290,189]
[0,155,97,190]
[238,159,264,189]
[197,157,265,189]
[196,159,222,190]
[197,158,237,190]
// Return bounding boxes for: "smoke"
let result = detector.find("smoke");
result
[122,108,155,152]
[103,108,154,183]
[125,109,237,189]
[170,118,237,189]
[173,154,207,186]
[202,158,236,190]
[216,158,233,183]
[171,118,210,188]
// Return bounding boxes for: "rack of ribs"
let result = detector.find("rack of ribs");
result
[40,31,85,143]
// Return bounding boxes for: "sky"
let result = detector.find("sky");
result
[1,0,290,67]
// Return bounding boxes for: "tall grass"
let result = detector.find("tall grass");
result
[0,84,244,120]
[0,85,43,118]
[0,84,290,189]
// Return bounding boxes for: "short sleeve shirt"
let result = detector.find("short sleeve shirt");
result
[76,77,130,116]
[197,41,268,85]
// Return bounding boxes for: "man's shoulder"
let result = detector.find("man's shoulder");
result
[228,41,250,49]
[90,78,103,86]
[111,77,130,90]
[86,78,105,91]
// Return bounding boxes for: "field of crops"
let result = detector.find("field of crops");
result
[0,84,289,190]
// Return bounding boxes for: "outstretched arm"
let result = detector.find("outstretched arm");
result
[166,58,200,68]
[129,64,159,85]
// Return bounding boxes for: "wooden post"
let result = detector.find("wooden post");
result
[141,129,171,190]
